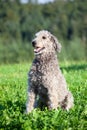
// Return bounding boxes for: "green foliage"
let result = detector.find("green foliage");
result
[59,38,86,61]
[0,62,87,130]
[0,0,87,41]
[0,38,86,63]
[67,38,86,60]
[0,0,87,63]
[0,40,33,63]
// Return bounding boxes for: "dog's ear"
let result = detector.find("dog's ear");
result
[51,35,61,53]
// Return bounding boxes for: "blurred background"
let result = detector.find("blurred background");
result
[0,0,87,64]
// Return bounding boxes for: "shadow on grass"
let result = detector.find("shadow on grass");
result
[61,63,87,72]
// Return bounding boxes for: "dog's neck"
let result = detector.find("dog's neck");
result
[33,52,58,66]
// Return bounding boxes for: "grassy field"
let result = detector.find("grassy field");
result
[0,62,87,130]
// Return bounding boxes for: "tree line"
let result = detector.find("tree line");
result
[0,0,87,63]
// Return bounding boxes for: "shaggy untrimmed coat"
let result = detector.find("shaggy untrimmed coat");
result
[26,30,74,113]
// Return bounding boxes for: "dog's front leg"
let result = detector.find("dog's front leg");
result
[26,89,36,113]
[47,94,59,110]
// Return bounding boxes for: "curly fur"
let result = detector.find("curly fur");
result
[26,30,74,113]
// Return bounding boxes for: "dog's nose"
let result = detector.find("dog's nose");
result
[32,40,36,47]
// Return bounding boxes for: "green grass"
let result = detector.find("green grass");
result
[0,62,87,130]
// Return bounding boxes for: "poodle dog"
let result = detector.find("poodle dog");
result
[26,30,74,113]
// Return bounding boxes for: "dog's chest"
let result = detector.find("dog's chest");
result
[29,61,43,82]
[29,59,58,91]
[29,63,48,95]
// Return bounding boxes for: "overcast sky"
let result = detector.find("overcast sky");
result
[21,0,54,4]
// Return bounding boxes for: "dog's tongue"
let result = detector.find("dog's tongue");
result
[34,47,41,53]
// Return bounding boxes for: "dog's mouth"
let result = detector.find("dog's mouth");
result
[34,46,45,54]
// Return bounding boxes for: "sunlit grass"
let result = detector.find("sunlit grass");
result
[0,62,87,130]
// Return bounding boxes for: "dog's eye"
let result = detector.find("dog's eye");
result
[42,36,46,39]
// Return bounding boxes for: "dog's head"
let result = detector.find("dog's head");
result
[32,30,61,55]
